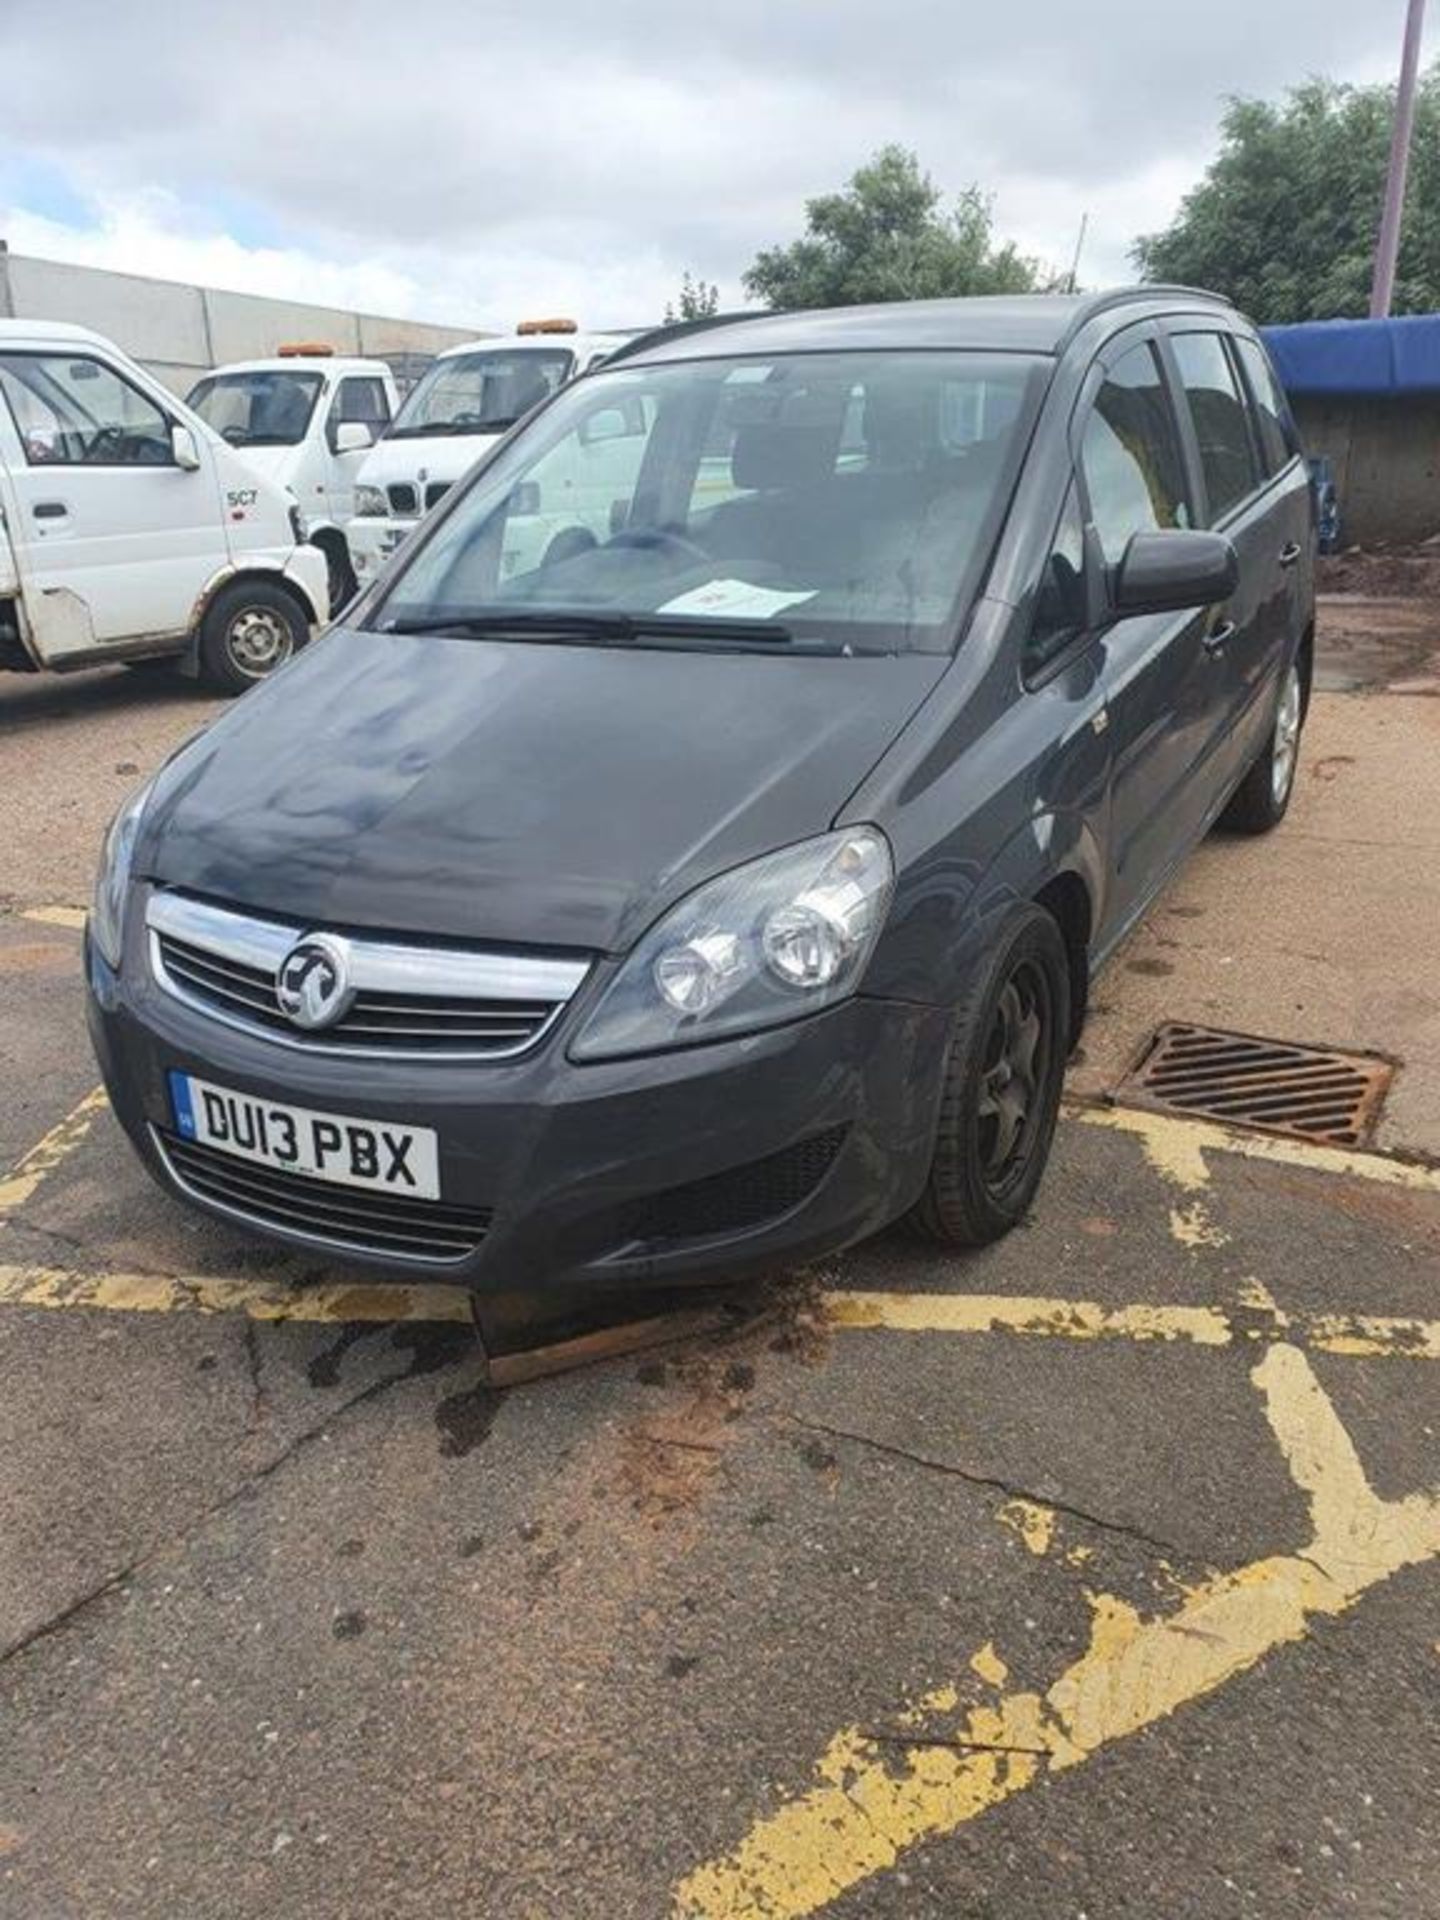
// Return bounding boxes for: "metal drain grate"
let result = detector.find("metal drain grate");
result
[1114,1023,1395,1147]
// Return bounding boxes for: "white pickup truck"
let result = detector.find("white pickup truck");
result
[0,320,328,693]
[187,347,398,610]
[347,319,624,587]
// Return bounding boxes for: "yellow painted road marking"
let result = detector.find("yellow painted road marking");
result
[827,1290,1233,1346]
[825,1289,1440,1362]
[20,905,87,932]
[969,1643,1008,1688]
[3,1249,1439,1357]
[997,1499,1055,1556]
[1070,1099,1440,1195]
[0,1260,471,1324]
[672,1344,1440,1918]
[0,1087,109,1219]
[1306,1312,1440,1361]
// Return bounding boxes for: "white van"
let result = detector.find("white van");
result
[348,320,625,586]
[0,321,329,694]
[187,347,398,609]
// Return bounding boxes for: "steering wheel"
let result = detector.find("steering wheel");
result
[607,527,711,565]
[86,425,130,463]
[221,424,250,446]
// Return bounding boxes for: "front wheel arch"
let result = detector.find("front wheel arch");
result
[191,566,321,644]
[908,900,1072,1248]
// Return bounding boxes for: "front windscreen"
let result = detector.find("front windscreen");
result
[374,348,1047,654]
[186,369,323,447]
[386,349,574,437]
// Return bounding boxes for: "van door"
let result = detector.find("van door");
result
[1077,334,1224,935]
[0,347,227,663]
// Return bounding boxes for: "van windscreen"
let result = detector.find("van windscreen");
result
[386,350,574,439]
[187,370,323,447]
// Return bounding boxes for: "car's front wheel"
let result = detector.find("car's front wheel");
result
[1219,656,1305,834]
[197,581,307,695]
[909,903,1071,1248]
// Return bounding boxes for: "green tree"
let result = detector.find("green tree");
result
[1135,70,1440,322]
[743,145,1039,311]
[665,272,721,323]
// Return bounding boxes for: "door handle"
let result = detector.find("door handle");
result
[1203,619,1237,654]
[1278,541,1302,568]
[32,500,67,520]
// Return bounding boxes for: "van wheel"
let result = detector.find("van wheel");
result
[909,905,1070,1248]
[198,582,306,695]
[1219,659,1304,834]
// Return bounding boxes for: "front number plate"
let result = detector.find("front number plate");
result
[168,1072,440,1200]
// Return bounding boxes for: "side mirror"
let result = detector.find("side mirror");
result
[334,421,374,454]
[171,423,202,471]
[1114,530,1238,616]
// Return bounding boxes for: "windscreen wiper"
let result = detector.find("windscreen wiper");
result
[379,609,795,644]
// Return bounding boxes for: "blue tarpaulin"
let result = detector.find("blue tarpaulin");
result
[1261,314,1440,396]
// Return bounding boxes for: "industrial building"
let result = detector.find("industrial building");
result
[0,240,485,395]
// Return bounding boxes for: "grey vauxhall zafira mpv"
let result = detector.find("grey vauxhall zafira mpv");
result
[87,289,1315,1292]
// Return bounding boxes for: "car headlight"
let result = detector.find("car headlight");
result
[571,828,893,1061]
[353,484,388,517]
[90,780,153,969]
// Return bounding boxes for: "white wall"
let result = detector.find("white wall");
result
[0,243,488,393]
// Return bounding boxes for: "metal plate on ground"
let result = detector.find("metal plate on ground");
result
[1113,1022,1395,1147]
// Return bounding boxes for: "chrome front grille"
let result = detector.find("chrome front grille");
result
[154,1128,491,1263]
[387,482,419,515]
[147,891,589,1061]
[424,481,451,511]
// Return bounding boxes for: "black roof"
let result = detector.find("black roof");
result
[608,287,1237,368]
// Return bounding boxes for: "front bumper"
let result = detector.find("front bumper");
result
[86,914,950,1294]
[349,515,416,588]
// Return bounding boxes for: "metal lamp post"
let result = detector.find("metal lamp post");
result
[1370,0,1428,318]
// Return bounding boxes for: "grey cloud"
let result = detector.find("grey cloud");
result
[0,0,1411,298]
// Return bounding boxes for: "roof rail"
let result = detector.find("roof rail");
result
[598,309,770,367]
[1057,283,1235,351]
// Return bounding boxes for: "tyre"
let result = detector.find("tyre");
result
[1219,657,1304,834]
[909,904,1071,1248]
[197,581,307,695]
[319,540,357,619]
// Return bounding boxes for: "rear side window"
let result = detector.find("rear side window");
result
[1170,333,1260,523]
[1079,341,1193,565]
[1232,336,1298,477]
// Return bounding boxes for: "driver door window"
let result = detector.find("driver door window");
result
[328,376,391,450]
[0,353,172,466]
[1079,341,1192,565]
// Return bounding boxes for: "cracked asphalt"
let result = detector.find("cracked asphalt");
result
[1,647,1438,1919]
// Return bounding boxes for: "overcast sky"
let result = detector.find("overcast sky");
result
[0,0,1425,333]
